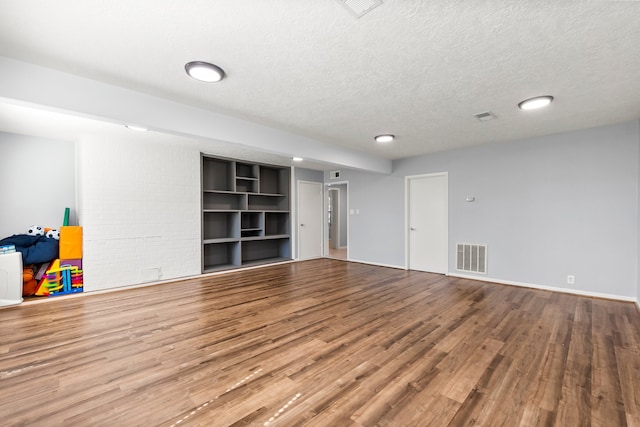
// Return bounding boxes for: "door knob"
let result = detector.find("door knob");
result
[300,224,305,227]
[410,227,416,231]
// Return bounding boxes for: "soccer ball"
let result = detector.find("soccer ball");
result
[28,225,44,236]
[46,229,60,240]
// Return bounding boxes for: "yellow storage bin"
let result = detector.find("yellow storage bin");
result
[60,226,83,259]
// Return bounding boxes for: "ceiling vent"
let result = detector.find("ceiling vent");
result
[474,111,497,122]
[336,0,383,18]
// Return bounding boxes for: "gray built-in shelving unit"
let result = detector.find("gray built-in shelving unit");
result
[201,155,291,272]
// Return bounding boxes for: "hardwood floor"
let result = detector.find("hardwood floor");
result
[1,259,639,426]
[328,245,347,260]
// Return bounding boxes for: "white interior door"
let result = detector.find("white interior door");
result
[298,181,323,260]
[407,173,448,273]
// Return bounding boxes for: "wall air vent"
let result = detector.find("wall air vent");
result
[335,0,383,18]
[456,243,487,274]
[474,111,497,122]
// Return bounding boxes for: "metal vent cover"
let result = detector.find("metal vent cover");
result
[456,243,487,274]
[336,0,383,18]
[474,111,497,122]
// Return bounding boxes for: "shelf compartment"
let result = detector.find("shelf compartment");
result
[203,241,240,271]
[241,211,263,229]
[265,212,290,236]
[240,211,263,237]
[236,178,258,193]
[241,238,291,264]
[241,229,263,238]
[241,234,289,241]
[247,194,288,211]
[202,157,234,191]
[236,162,259,179]
[203,192,247,210]
[203,212,240,240]
[259,166,289,195]
[236,162,259,193]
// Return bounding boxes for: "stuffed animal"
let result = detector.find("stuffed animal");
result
[28,225,44,236]
[46,229,60,240]
[22,265,38,297]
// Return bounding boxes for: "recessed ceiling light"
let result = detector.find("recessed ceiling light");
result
[375,134,395,143]
[292,157,304,162]
[518,96,554,110]
[125,125,148,131]
[185,61,226,82]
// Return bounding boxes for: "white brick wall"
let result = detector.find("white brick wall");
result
[77,136,201,291]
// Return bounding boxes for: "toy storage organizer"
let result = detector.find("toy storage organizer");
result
[37,226,84,297]
[47,226,83,296]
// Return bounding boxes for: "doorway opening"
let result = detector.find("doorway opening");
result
[324,182,348,260]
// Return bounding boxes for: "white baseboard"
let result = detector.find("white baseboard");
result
[296,256,324,261]
[449,273,637,303]
[636,300,640,312]
[347,258,405,270]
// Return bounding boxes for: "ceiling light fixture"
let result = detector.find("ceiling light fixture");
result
[518,95,554,110]
[375,134,395,143]
[125,125,148,131]
[292,157,304,162]
[185,61,226,82]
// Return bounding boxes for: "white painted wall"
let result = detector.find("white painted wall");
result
[331,120,640,300]
[0,132,76,238]
[77,136,201,291]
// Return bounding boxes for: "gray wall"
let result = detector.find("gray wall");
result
[327,120,640,299]
[295,167,324,184]
[326,170,405,268]
[0,132,76,238]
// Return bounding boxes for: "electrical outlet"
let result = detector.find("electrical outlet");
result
[567,275,575,285]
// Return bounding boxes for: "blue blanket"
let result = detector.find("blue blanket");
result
[0,234,59,265]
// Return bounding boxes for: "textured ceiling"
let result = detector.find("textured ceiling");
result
[1,0,639,162]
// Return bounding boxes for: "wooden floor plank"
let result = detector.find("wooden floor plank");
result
[1,258,639,426]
